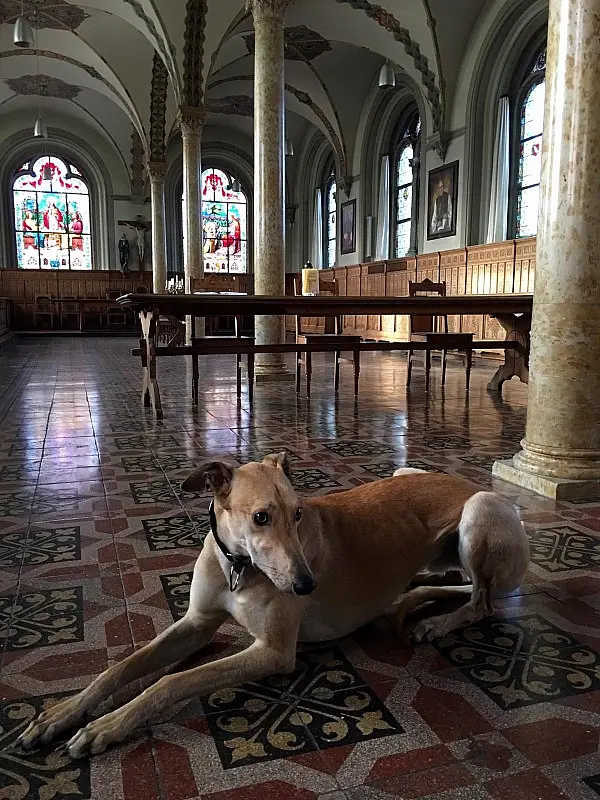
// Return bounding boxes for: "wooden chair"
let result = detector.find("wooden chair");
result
[106,289,127,327]
[81,296,105,331]
[58,296,81,331]
[33,295,54,330]
[293,274,361,397]
[407,278,474,391]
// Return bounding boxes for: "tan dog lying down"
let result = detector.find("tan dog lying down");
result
[18,456,529,758]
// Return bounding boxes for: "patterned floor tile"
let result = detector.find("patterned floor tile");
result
[0,525,80,568]
[528,525,600,572]
[161,571,193,619]
[291,469,341,491]
[4,587,84,651]
[322,441,397,458]
[434,615,600,708]
[204,647,403,769]
[0,693,91,799]
[143,514,210,551]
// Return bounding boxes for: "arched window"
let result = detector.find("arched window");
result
[325,169,337,268]
[12,155,92,270]
[183,168,247,273]
[393,112,420,257]
[512,48,546,238]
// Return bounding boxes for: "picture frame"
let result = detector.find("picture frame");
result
[427,160,458,240]
[340,198,356,255]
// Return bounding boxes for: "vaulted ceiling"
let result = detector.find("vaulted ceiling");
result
[0,0,501,191]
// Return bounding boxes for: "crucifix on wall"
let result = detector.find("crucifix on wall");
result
[118,215,151,269]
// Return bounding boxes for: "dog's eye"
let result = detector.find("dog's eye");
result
[253,511,271,526]
[295,507,302,522]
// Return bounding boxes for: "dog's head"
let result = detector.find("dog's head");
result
[181,453,317,596]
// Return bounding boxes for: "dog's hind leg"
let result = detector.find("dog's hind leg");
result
[393,584,473,637]
[412,492,529,643]
[17,609,226,751]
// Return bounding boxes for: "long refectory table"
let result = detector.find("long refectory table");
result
[117,293,533,419]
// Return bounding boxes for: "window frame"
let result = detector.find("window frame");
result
[509,46,546,239]
[189,167,249,274]
[391,110,421,258]
[323,166,337,269]
[12,154,93,271]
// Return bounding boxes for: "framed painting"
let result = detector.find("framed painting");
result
[427,160,458,240]
[340,198,356,255]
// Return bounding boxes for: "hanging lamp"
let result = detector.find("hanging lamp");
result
[13,0,33,48]
[285,138,294,157]
[378,61,396,88]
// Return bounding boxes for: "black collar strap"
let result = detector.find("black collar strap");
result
[209,501,251,592]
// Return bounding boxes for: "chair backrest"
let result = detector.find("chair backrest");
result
[408,279,448,334]
[135,285,149,293]
[106,289,121,300]
[292,274,338,297]
[35,295,52,311]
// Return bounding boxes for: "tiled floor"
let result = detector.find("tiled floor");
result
[0,335,599,800]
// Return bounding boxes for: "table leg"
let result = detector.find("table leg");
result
[306,351,312,398]
[334,350,341,392]
[236,354,242,399]
[139,309,163,419]
[487,313,531,393]
[192,354,199,406]
[248,353,254,403]
[465,348,473,392]
[353,349,360,396]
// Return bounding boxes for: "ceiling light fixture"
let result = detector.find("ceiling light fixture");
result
[378,61,396,88]
[13,1,34,48]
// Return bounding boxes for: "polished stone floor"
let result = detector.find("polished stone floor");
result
[0,336,599,800]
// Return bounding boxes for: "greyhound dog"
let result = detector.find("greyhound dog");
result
[18,455,529,758]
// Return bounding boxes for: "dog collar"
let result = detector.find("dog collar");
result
[209,501,251,592]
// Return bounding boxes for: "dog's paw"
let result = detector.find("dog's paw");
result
[16,696,86,751]
[412,618,445,643]
[66,712,127,759]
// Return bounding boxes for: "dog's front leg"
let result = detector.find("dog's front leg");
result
[65,640,296,758]
[17,610,225,751]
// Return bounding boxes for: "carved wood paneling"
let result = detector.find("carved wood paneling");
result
[515,237,536,293]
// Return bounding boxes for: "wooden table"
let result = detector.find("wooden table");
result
[118,293,533,418]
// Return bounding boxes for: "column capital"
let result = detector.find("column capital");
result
[245,0,294,23]
[178,105,206,137]
[146,161,168,183]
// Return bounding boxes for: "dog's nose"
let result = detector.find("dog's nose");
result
[293,575,317,596]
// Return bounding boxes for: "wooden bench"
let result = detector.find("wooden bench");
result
[131,338,520,418]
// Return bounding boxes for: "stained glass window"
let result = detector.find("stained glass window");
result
[393,111,420,257]
[13,155,92,270]
[325,174,337,268]
[515,50,546,238]
[187,168,247,273]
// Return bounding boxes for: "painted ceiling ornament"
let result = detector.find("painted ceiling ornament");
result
[130,128,147,198]
[150,51,168,163]
[0,0,87,30]
[244,25,331,61]
[207,95,253,117]
[183,0,208,108]
[5,73,80,100]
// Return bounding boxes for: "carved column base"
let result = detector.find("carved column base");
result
[254,363,295,383]
[493,457,600,501]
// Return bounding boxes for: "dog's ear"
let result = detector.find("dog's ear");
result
[262,451,291,480]
[181,461,234,496]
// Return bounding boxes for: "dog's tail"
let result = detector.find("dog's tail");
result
[393,467,428,477]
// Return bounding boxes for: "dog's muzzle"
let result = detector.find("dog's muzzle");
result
[292,574,317,596]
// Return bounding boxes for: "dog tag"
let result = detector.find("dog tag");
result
[229,563,245,592]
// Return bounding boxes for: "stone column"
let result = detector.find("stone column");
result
[248,0,294,381]
[493,0,600,500]
[179,106,205,340]
[147,161,168,293]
